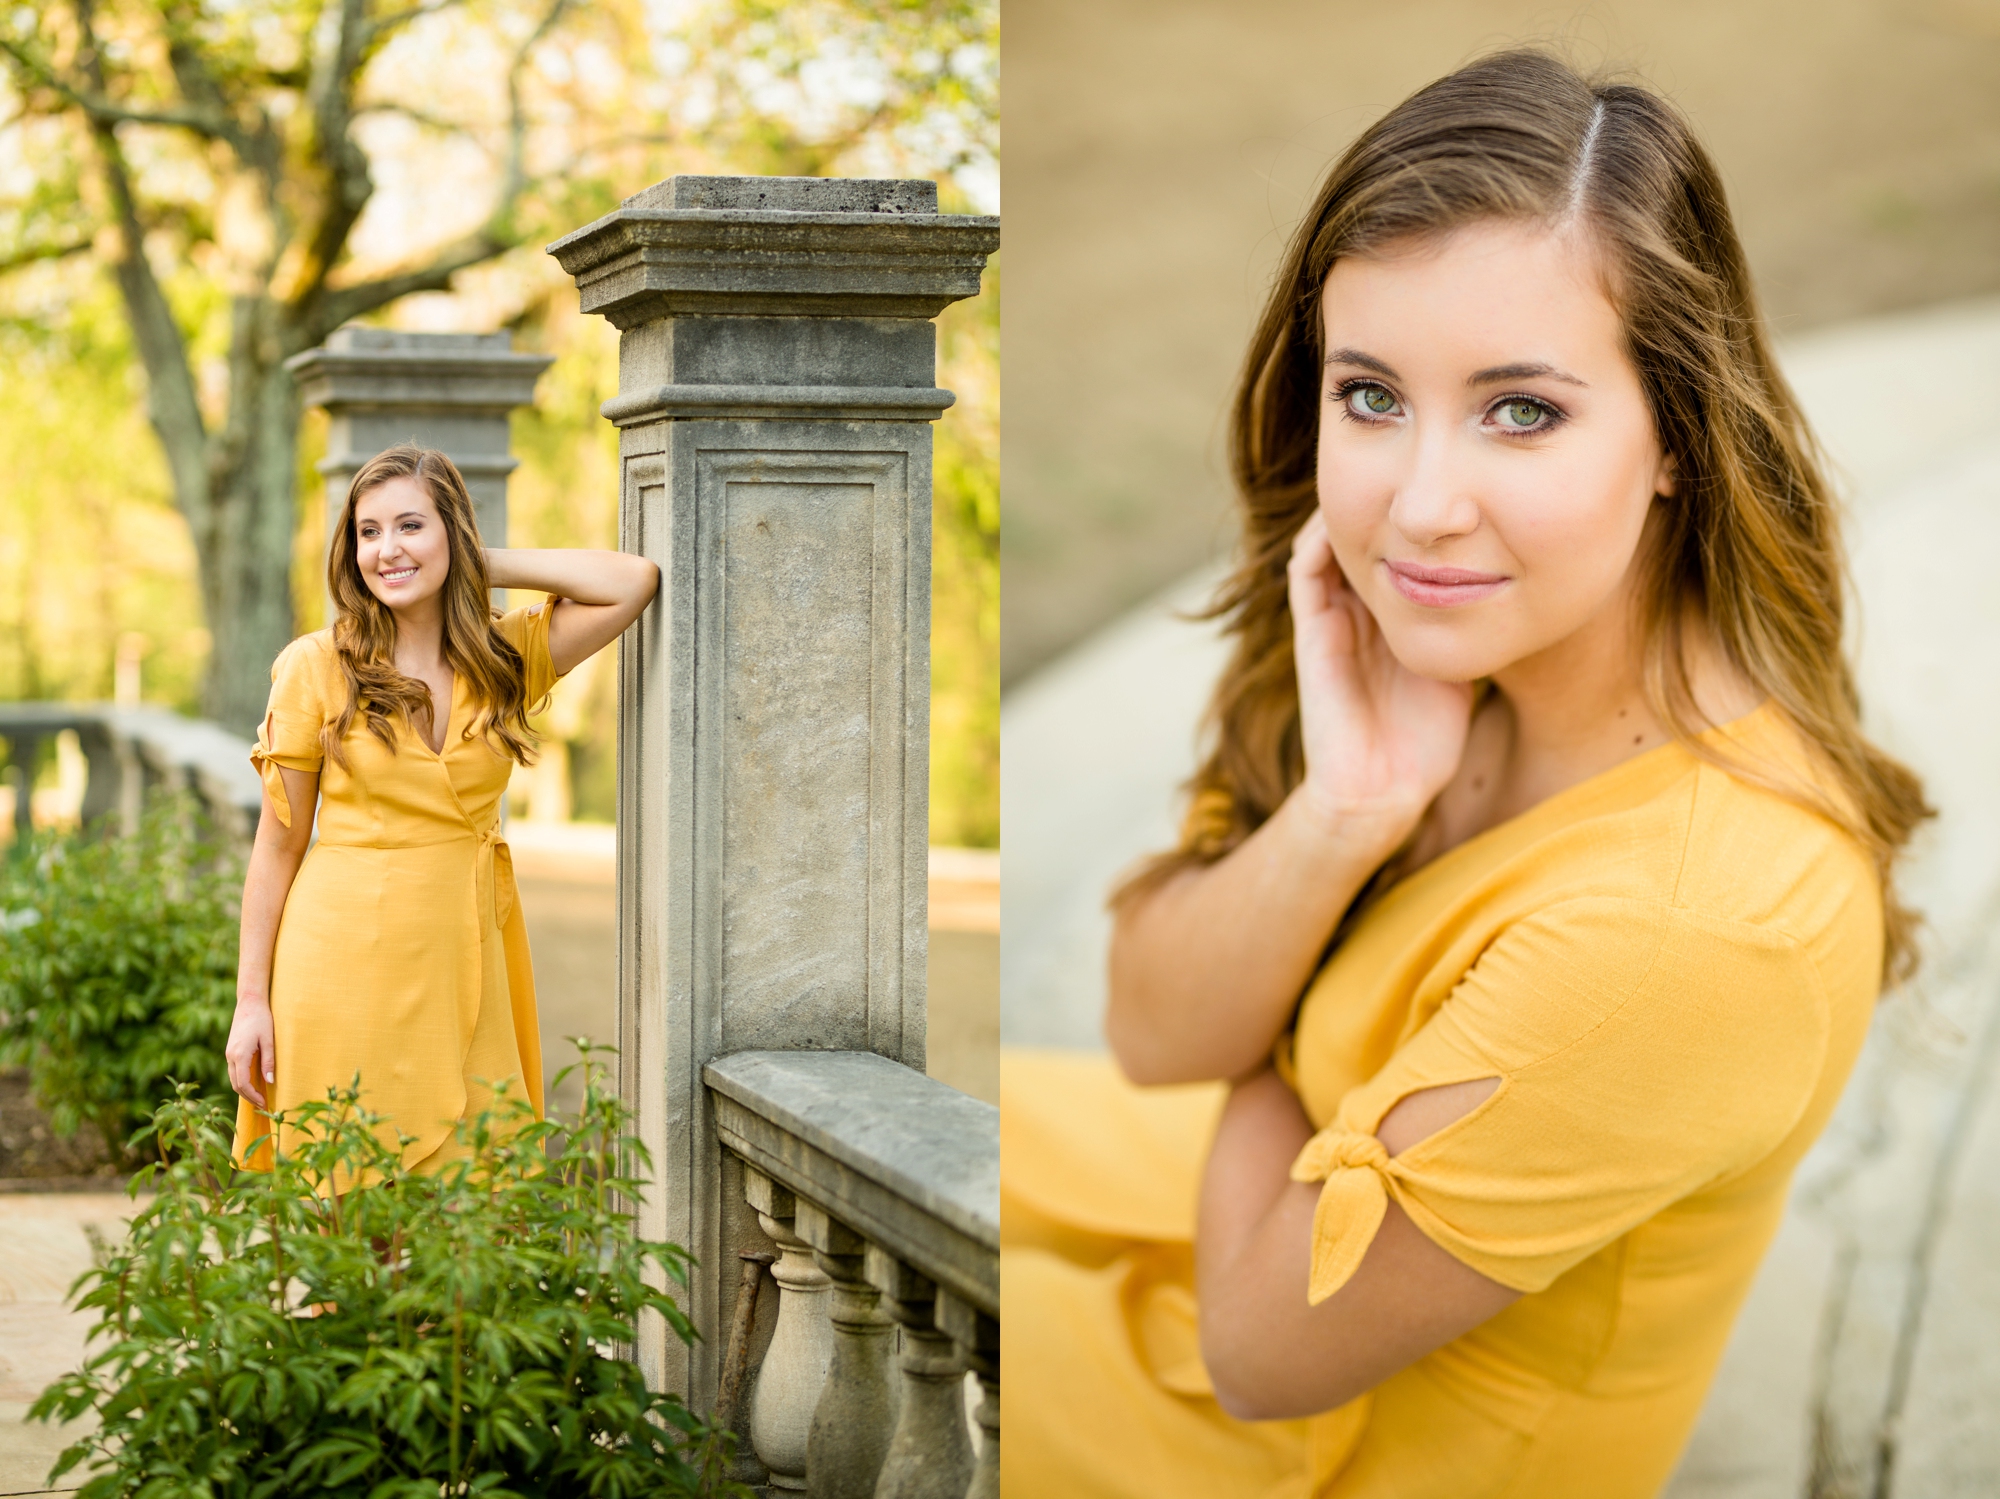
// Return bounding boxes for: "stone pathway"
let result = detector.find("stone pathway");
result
[999,295,2000,1495]
[0,1194,131,1496]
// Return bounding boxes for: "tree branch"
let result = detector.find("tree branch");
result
[158,10,262,163]
[68,0,211,536]
[0,235,95,275]
[0,36,235,139]
[285,0,377,319]
[352,100,475,137]
[366,0,471,44]
[312,228,502,329]
[497,0,570,215]
[293,0,569,338]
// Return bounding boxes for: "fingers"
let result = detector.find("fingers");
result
[1287,509,1339,620]
[229,1052,267,1111]
[1287,507,1332,578]
[227,1025,273,1111]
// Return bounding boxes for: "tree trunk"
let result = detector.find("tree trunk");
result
[196,340,301,737]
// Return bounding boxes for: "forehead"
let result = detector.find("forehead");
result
[355,474,439,524]
[1320,220,1623,370]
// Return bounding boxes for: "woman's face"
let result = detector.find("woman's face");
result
[354,475,452,613]
[1315,219,1673,684]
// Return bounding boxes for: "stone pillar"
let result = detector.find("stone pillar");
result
[547,176,998,1408]
[285,326,554,553]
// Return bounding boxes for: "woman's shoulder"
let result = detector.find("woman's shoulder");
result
[1485,705,1879,991]
[266,629,340,704]
[1668,705,1882,983]
[492,595,562,706]
[273,628,337,669]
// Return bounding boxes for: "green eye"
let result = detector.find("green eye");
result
[1346,384,1399,417]
[1498,399,1546,428]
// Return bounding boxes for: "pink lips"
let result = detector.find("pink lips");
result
[1382,559,1509,608]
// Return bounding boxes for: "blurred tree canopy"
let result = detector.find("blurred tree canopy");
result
[0,0,998,843]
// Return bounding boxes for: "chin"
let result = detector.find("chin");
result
[1377,616,1517,684]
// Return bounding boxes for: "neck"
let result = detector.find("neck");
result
[1492,598,1650,765]
[389,596,447,671]
[1473,564,1665,823]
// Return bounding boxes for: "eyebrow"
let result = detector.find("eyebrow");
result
[1324,348,1400,379]
[1468,361,1588,388]
[1323,348,1588,389]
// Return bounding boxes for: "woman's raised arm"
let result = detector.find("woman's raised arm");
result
[485,548,661,675]
[1105,513,1474,1085]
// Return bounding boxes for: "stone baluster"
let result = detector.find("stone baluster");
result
[867,1245,973,1499]
[797,1202,898,1498]
[743,1167,834,1493]
[936,1288,997,1499]
[2,728,45,845]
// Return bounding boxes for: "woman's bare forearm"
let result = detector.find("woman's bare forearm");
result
[1105,791,1398,1085]
[485,547,654,606]
[238,834,306,1005]
[238,771,315,1006]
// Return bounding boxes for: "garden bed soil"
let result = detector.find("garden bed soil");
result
[0,1067,126,1190]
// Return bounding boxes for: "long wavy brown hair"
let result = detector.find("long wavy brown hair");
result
[324,445,536,769]
[1121,49,1931,983]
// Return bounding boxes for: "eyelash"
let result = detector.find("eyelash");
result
[1329,379,1568,437]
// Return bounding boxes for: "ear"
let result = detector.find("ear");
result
[1653,449,1678,500]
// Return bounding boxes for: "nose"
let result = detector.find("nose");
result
[1386,418,1481,548]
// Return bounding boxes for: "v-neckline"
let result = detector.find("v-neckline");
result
[416,670,458,759]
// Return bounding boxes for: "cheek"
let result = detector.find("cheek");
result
[1491,447,1653,593]
[1314,430,1399,544]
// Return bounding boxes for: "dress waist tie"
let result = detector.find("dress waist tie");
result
[477,821,518,929]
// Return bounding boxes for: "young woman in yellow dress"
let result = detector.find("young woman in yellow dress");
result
[1002,51,1930,1498]
[223,444,657,1174]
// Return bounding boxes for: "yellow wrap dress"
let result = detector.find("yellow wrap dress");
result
[231,599,562,1174]
[1002,703,1883,1498]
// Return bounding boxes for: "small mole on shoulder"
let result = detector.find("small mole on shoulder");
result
[1617,708,1628,718]
[1633,734,1644,745]
[1471,776,1484,791]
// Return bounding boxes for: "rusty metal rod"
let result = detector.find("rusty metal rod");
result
[716,1250,776,1439]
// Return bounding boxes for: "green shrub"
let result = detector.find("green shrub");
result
[33,1047,747,1498]
[0,795,239,1163]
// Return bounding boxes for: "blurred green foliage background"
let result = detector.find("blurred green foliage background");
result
[0,0,998,847]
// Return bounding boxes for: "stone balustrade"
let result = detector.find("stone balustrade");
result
[0,702,261,843]
[705,1050,998,1499]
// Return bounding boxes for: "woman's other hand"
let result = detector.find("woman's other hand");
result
[1288,508,1474,856]
[225,1000,275,1110]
